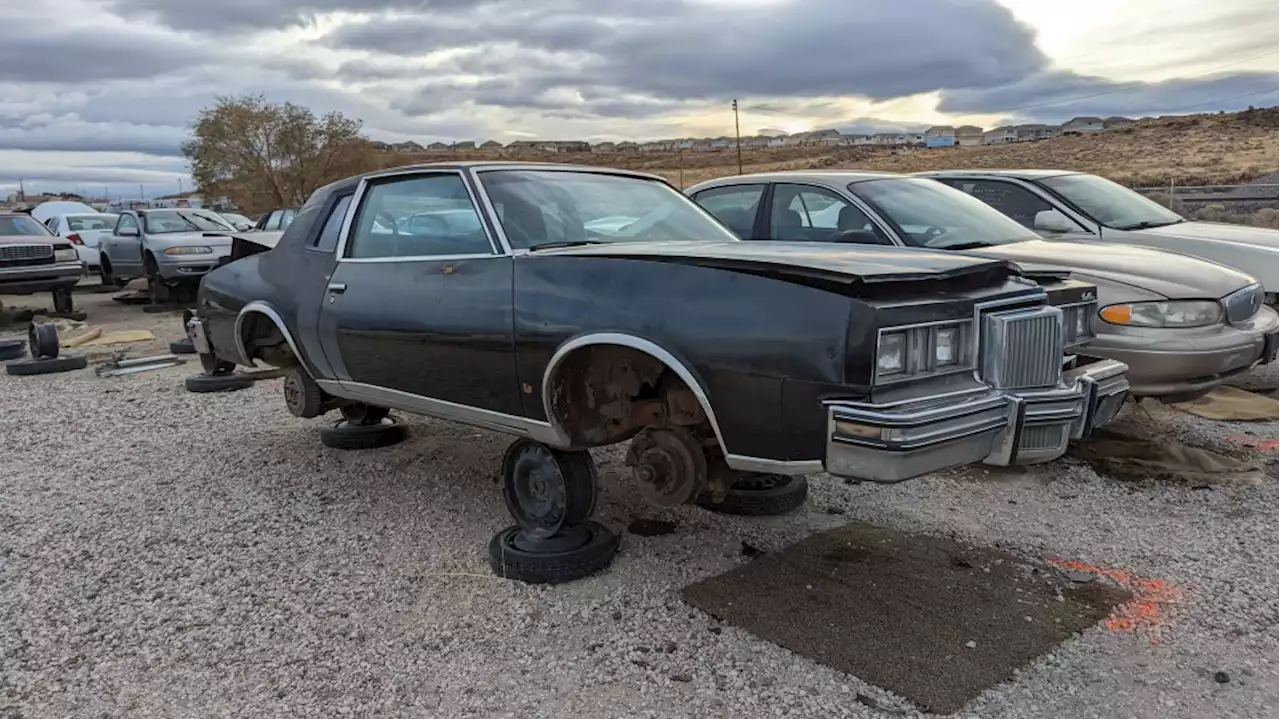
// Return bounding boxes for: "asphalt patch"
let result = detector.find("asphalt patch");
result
[682,521,1129,714]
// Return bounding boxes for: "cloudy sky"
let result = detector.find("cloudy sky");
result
[2,0,1276,199]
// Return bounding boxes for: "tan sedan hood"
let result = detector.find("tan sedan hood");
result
[966,240,1254,299]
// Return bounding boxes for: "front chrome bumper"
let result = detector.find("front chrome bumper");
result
[823,359,1129,482]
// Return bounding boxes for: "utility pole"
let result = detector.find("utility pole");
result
[732,99,743,175]
[139,184,145,202]
[678,149,684,190]
[178,177,184,195]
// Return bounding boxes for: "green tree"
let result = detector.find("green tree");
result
[182,94,374,214]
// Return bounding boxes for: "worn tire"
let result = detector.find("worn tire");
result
[283,367,325,418]
[28,322,60,359]
[488,521,620,584]
[319,416,407,450]
[184,372,254,393]
[0,340,25,362]
[169,338,196,355]
[696,473,808,516]
[6,354,88,376]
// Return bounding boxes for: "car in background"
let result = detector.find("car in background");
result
[686,172,1278,402]
[99,207,238,303]
[0,212,84,314]
[915,170,1280,305]
[254,208,297,232]
[220,212,254,231]
[43,213,118,270]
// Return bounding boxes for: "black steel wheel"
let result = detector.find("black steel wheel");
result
[184,372,254,393]
[52,287,75,314]
[283,367,325,418]
[696,473,808,516]
[501,440,598,539]
[319,416,407,450]
[0,340,25,362]
[487,521,620,584]
[340,403,390,425]
[146,260,173,305]
[99,258,126,288]
[6,354,88,376]
[28,321,59,359]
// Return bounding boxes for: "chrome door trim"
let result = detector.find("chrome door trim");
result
[316,380,567,446]
[724,455,824,475]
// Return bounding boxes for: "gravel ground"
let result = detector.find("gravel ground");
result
[0,357,1275,718]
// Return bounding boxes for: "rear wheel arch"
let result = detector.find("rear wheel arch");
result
[234,303,305,369]
[540,333,727,454]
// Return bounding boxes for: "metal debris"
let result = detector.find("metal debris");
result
[95,353,186,377]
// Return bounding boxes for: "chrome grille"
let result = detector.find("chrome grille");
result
[1223,283,1264,325]
[1019,424,1067,452]
[0,244,53,265]
[980,306,1064,389]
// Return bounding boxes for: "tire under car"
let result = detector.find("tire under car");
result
[696,473,809,516]
[184,372,255,393]
[318,415,408,450]
[487,521,620,585]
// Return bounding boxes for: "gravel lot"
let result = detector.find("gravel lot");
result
[0,332,1275,718]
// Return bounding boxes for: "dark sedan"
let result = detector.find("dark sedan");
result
[184,162,1128,583]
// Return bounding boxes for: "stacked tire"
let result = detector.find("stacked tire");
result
[5,322,88,376]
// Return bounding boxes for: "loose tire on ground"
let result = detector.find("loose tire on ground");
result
[0,340,25,362]
[696,473,808,516]
[487,521,620,584]
[6,354,88,376]
[169,338,196,355]
[319,416,407,450]
[184,372,254,393]
[28,322,59,359]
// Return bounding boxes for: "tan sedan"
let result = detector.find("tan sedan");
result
[685,171,1278,402]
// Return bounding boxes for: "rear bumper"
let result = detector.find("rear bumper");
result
[0,262,84,294]
[823,360,1129,482]
[1080,307,1279,399]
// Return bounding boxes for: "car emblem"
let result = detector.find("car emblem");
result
[1081,290,1096,301]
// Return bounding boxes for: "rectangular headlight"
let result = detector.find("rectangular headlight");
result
[877,332,907,375]
[935,327,960,366]
[53,247,78,262]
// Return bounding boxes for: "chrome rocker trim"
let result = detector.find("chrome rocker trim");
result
[823,359,1129,483]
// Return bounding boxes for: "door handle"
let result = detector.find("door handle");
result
[328,282,347,293]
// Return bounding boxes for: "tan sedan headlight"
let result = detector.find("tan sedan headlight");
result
[164,246,213,255]
[1099,300,1223,328]
[53,247,78,262]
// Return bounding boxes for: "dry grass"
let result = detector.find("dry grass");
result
[388,107,1278,190]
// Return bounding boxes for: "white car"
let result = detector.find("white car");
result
[44,213,119,270]
[917,170,1280,305]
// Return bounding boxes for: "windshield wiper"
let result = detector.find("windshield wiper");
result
[1113,219,1183,231]
[935,241,998,250]
[527,240,607,252]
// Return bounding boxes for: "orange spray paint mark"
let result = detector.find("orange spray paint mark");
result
[1047,557,1185,644]
[1227,435,1279,453]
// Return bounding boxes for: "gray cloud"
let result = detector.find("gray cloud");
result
[104,0,476,32]
[828,117,932,135]
[0,18,214,83]
[940,70,1280,120]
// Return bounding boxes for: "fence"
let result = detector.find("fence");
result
[1130,183,1279,208]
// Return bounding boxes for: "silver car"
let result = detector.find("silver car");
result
[99,208,236,302]
[686,171,1278,402]
[916,170,1280,305]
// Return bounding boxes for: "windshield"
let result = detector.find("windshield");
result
[849,178,1039,249]
[1038,174,1183,230]
[221,213,250,224]
[0,216,52,236]
[478,170,739,250]
[142,210,234,234]
[67,214,118,231]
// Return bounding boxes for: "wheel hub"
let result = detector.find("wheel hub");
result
[626,428,707,507]
[505,442,569,538]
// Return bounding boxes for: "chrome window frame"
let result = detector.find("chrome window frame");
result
[334,167,503,263]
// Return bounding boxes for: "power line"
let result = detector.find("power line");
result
[1158,87,1279,114]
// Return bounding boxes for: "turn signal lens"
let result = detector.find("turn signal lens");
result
[1099,305,1131,324]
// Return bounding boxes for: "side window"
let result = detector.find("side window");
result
[313,194,353,252]
[937,179,1052,229]
[691,184,765,238]
[769,184,891,244]
[115,214,138,233]
[346,174,491,259]
[265,210,283,230]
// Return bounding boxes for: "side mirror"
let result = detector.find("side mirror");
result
[1033,209,1073,234]
[119,227,139,237]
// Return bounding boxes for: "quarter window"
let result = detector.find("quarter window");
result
[936,179,1053,229]
[345,174,491,259]
[691,184,764,238]
[313,194,353,252]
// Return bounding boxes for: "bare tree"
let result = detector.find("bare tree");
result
[183,95,374,214]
